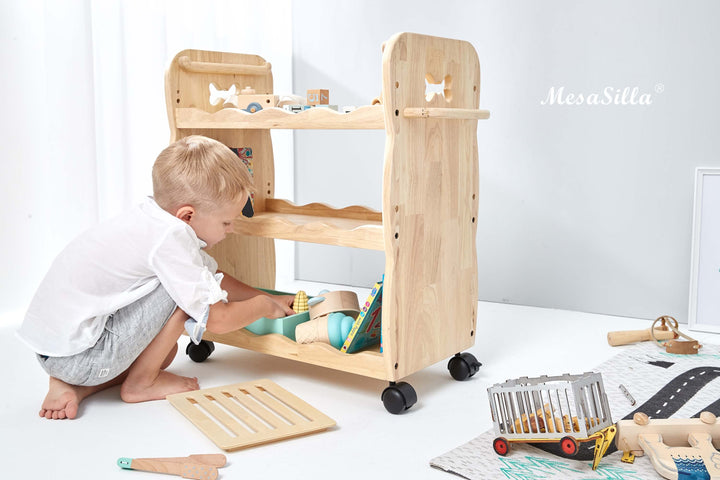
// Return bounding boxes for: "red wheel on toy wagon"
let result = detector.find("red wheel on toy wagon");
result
[559,436,578,456]
[493,437,510,456]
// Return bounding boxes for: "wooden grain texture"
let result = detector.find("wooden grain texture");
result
[200,329,386,379]
[233,199,383,250]
[403,107,490,120]
[616,416,720,454]
[166,379,336,451]
[176,105,384,130]
[178,55,271,76]
[381,32,482,379]
[165,34,486,384]
[607,328,675,346]
[165,49,276,289]
[128,459,218,480]
[137,455,226,468]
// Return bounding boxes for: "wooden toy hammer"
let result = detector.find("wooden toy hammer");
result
[607,326,675,346]
[608,316,701,354]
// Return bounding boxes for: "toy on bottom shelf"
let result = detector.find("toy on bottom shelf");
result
[243,289,310,341]
[488,372,617,470]
[293,290,309,313]
[294,279,385,352]
[295,290,360,349]
[341,278,383,353]
[295,311,356,349]
[617,411,720,479]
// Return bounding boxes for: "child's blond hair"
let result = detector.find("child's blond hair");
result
[152,135,253,212]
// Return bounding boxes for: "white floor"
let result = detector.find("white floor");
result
[2,280,718,480]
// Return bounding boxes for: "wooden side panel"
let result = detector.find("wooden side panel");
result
[381,33,480,379]
[165,50,276,289]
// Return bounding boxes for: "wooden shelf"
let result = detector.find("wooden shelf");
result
[176,105,385,130]
[167,34,484,385]
[233,199,384,250]
[199,329,387,380]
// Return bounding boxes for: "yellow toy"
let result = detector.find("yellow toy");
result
[295,290,360,348]
[293,290,309,313]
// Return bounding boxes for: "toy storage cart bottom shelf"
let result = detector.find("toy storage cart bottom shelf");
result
[185,330,481,414]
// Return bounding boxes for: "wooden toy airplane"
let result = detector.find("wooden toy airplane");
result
[616,412,720,479]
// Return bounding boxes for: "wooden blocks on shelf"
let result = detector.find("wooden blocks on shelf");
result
[307,89,329,105]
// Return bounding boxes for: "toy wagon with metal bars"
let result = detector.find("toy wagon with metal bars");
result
[487,372,617,470]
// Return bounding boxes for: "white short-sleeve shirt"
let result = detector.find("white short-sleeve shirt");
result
[17,197,227,356]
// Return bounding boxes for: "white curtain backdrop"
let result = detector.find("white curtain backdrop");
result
[0,0,294,317]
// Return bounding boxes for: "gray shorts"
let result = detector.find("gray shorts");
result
[37,284,177,386]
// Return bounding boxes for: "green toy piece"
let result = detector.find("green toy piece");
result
[245,311,310,341]
[244,289,311,341]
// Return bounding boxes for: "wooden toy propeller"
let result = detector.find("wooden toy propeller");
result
[607,316,701,354]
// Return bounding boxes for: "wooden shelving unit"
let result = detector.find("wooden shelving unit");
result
[233,199,384,250]
[165,32,488,411]
[175,104,385,130]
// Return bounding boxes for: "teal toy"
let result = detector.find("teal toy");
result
[244,289,311,341]
[295,310,357,349]
[244,311,310,341]
[326,312,356,349]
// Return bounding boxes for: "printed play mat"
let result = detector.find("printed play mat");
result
[430,342,720,479]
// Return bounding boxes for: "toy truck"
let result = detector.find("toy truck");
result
[488,372,617,470]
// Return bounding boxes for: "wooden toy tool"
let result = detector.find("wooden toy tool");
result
[117,457,219,480]
[607,326,675,346]
[607,316,702,354]
[135,454,226,467]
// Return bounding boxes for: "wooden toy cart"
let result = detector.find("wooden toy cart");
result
[164,32,489,413]
[488,373,617,469]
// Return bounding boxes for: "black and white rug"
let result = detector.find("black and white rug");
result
[430,342,720,479]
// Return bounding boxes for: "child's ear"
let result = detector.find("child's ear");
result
[175,205,195,224]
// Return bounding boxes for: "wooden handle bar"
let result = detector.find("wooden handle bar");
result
[403,107,490,120]
[118,458,218,480]
[137,454,226,467]
[607,328,675,346]
[178,56,271,76]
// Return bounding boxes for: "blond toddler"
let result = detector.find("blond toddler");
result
[17,135,294,419]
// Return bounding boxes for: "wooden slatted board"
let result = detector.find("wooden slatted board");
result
[167,379,336,451]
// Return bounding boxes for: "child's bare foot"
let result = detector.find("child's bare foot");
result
[120,370,199,403]
[40,377,83,419]
[39,376,120,420]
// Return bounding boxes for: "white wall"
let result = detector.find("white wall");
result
[0,0,293,318]
[0,0,98,316]
[292,0,720,320]
[4,0,720,324]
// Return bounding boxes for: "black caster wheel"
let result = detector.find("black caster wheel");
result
[447,352,482,381]
[381,381,417,414]
[186,340,215,363]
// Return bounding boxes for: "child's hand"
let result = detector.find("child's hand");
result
[260,295,295,318]
[276,295,296,311]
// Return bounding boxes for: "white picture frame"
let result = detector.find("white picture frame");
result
[688,167,720,333]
